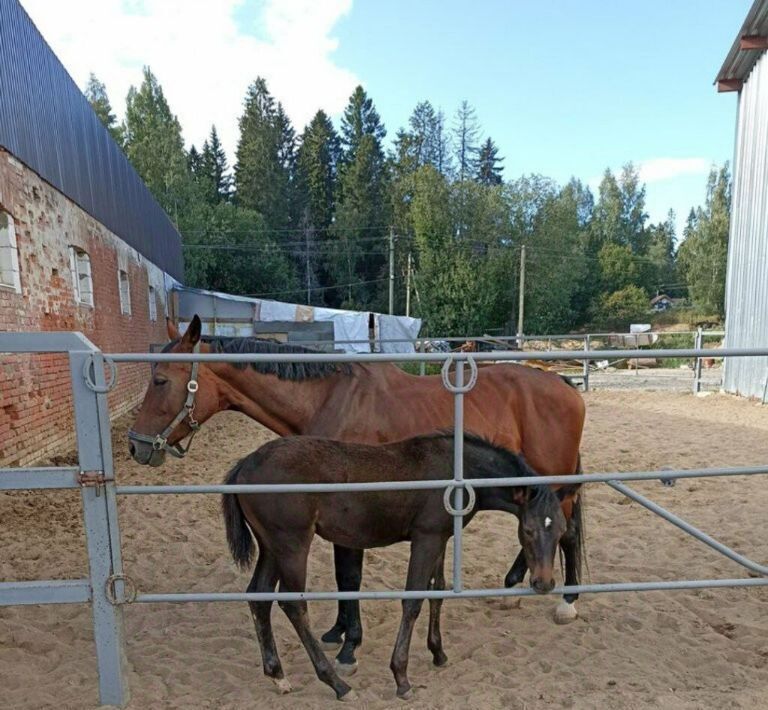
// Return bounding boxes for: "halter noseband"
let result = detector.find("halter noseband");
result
[128,341,201,459]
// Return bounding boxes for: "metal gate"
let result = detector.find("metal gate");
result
[1,332,767,707]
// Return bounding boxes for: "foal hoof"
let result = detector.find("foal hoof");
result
[397,688,414,701]
[320,639,343,652]
[339,688,358,702]
[271,677,292,695]
[554,600,578,625]
[432,651,448,667]
[335,659,359,677]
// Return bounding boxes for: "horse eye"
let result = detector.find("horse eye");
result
[153,377,168,387]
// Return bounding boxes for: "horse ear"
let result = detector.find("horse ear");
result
[180,314,202,348]
[510,487,529,506]
[166,318,180,340]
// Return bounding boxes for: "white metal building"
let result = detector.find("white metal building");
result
[717,0,768,399]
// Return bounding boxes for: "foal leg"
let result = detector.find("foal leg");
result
[276,550,355,701]
[321,545,364,660]
[390,536,445,700]
[554,497,582,625]
[503,548,528,588]
[247,551,290,693]
[426,551,448,667]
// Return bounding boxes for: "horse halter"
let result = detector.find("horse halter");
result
[128,341,201,459]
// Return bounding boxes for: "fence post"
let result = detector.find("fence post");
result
[693,327,703,394]
[70,350,129,707]
[582,335,590,392]
[419,340,426,377]
[452,360,465,592]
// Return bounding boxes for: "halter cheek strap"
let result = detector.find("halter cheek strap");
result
[128,341,201,459]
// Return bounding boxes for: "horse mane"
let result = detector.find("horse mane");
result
[163,336,352,381]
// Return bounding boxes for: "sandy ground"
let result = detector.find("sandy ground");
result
[2,390,768,709]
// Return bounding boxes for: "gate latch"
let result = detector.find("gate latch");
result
[78,470,106,495]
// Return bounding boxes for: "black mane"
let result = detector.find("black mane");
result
[164,336,352,381]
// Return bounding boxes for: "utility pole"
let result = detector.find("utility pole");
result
[405,252,413,318]
[388,226,396,315]
[516,244,526,348]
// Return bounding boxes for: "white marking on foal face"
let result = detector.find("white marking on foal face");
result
[544,516,552,529]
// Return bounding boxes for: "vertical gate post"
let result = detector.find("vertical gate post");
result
[70,350,129,707]
[419,340,426,377]
[452,361,465,592]
[693,327,703,394]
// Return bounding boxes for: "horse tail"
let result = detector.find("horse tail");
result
[221,459,255,570]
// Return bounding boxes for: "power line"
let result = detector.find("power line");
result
[246,276,392,299]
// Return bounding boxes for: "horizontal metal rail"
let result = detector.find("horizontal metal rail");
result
[106,345,756,365]
[0,467,81,490]
[608,481,768,576]
[115,464,768,495]
[0,579,92,605]
[132,577,768,604]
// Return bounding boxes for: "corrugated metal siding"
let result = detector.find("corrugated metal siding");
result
[0,0,183,280]
[723,49,768,399]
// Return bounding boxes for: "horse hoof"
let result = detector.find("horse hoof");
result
[339,688,358,702]
[432,652,448,667]
[271,677,292,694]
[554,600,578,625]
[320,639,343,652]
[335,659,359,677]
[397,689,414,701]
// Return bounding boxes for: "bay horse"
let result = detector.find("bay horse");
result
[129,315,585,673]
[222,432,580,700]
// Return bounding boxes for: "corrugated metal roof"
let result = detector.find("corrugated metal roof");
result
[0,0,184,280]
[716,0,768,84]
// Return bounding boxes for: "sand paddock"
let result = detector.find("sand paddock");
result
[2,389,768,709]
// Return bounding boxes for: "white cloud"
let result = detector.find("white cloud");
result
[20,0,358,160]
[637,157,710,184]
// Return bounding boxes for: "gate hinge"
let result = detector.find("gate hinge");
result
[78,470,106,494]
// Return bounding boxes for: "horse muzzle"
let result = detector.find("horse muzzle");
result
[530,574,555,595]
[128,437,167,467]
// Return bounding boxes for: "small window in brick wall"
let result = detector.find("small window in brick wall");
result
[0,211,21,293]
[118,269,131,316]
[148,284,158,321]
[68,246,94,306]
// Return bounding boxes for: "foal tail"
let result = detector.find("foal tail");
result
[222,459,255,570]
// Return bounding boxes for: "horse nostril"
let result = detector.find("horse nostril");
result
[129,442,136,457]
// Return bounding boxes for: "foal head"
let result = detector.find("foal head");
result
[513,484,577,594]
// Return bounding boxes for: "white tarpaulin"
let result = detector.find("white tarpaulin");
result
[376,314,422,353]
[314,307,371,353]
[173,285,421,353]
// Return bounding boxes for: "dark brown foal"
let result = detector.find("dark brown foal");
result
[222,433,580,700]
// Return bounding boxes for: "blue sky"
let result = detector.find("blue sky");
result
[329,0,751,234]
[24,0,752,237]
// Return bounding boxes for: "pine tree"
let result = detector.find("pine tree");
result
[123,67,191,219]
[199,126,232,205]
[234,78,293,229]
[678,165,731,315]
[476,137,504,185]
[331,86,389,309]
[84,73,124,146]
[453,101,480,182]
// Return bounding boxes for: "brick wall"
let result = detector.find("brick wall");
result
[0,149,175,467]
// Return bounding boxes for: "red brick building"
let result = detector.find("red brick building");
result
[0,0,184,466]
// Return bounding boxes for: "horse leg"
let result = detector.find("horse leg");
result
[320,545,364,657]
[503,548,528,588]
[333,558,363,675]
[426,551,448,667]
[276,549,355,701]
[247,550,290,693]
[554,495,583,625]
[390,535,445,700]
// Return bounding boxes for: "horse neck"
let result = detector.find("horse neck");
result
[209,362,338,436]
